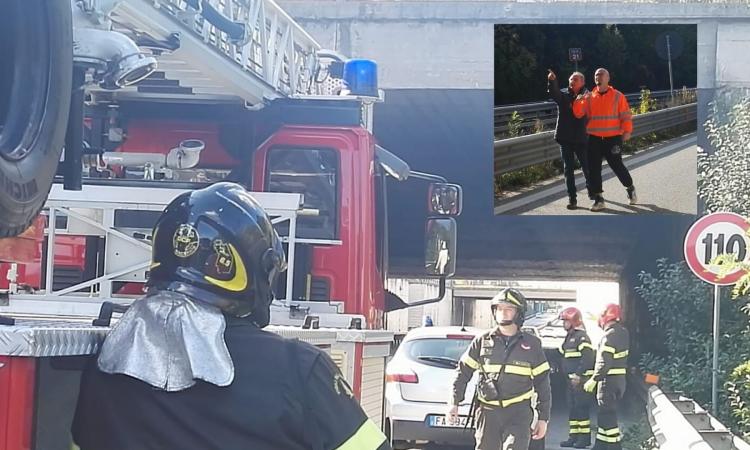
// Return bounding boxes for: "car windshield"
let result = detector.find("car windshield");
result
[404,338,473,368]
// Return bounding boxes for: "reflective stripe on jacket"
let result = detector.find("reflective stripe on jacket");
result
[573,86,633,137]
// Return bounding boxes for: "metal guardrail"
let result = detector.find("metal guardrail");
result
[648,386,750,450]
[494,88,696,137]
[494,103,696,176]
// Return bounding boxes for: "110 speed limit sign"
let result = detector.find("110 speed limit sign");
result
[684,212,750,285]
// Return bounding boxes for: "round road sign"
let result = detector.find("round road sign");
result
[684,212,750,285]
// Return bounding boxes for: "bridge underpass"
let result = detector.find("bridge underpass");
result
[276,1,750,446]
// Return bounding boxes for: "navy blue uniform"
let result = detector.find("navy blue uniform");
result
[73,316,390,450]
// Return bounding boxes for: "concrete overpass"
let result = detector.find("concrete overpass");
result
[279,1,746,335]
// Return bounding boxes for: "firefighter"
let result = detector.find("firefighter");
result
[448,288,552,450]
[72,182,390,450]
[572,68,637,212]
[583,303,630,450]
[558,307,595,448]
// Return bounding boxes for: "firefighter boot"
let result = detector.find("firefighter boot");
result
[575,434,591,448]
[560,438,578,447]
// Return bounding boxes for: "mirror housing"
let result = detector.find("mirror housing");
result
[428,183,462,216]
[425,217,457,277]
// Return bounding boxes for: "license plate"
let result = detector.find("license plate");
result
[428,414,469,428]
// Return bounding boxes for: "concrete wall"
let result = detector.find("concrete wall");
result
[385,278,454,333]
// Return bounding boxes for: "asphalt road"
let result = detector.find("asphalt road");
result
[495,134,697,216]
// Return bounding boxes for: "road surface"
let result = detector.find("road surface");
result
[495,134,697,216]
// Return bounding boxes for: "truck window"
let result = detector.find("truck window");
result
[266,147,338,240]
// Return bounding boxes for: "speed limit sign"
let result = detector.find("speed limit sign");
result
[683,212,750,285]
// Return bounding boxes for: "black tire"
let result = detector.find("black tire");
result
[0,0,72,237]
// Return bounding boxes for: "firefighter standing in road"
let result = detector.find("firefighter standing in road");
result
[558,307,595,448]
[448,288,552,450]
[583,304,630,450]
[548,69,592,210]
[72,182,390,450]
[573,68,638,212]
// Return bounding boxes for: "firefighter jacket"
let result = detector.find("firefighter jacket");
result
[591,321,630,383]
[558,328,595,378]
[73,316,391,450]
[572,86,633,137]
[451,329,552,421]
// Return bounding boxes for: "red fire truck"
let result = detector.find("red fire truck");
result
[0,1,461,449]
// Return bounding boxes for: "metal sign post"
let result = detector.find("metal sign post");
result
[684,212,750,416]
[712,284,720,414]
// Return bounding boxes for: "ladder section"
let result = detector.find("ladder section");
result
[102,0,321,104]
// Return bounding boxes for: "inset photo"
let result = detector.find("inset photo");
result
[493,24,697,215]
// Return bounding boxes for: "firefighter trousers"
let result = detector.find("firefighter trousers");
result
[594,386,623,450]
[567,383,592,444]
[474,403,534,450]
[587,135,633,195]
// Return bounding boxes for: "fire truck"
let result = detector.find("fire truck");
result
[0,1,461,449]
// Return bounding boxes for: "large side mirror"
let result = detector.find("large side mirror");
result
[425,217,457,277]
[428,183,462,216]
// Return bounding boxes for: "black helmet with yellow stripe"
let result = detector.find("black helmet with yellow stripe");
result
[147,182,286,327]
[490,288,528,326]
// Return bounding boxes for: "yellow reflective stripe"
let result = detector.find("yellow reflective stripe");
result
[563,351,582,358]
[504,365,532,376]
[477,389,535,408]
[578,342,594,351]
[482,364,503,373]
[204,244,248,292]
[596,434,622,443]
[461,355,480,370]
[335,419,387,450]
[558,346,565,354]
[569,420,583,425]
[571,428,591,434]
[532,361,550,377]
[601,345,616,354]
[506,292,522,306]
[502,389,534,407]
[598,427,621,436]
[613,350,629,359]
[583,370,595,376]
[608,368,627,375]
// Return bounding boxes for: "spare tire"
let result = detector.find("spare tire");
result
[0,0,72,237]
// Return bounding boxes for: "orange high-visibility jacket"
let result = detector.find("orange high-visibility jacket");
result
[573,86,633,137]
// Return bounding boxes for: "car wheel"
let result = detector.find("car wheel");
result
[0,0,72,237]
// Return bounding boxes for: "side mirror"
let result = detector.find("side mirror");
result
[425,217,457,277]
[428,183,462,216]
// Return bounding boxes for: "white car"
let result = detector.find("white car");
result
[384,326,482,449]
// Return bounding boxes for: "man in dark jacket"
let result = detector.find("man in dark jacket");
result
[548,69,591,209]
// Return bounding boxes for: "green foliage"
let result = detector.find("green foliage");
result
[635,89,657,115]
[727,361,750,440]
[621,416,658,450]
[698,96,750,216]
[496,161,560,194]
[636,259,750,428]
[494,24,697,105]
[507,111,524,138]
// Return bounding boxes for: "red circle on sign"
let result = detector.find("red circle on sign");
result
[683,212,750,285]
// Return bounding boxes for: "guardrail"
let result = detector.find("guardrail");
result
[494,103,696,176]
[648,386,750,450]
[494,88,696,137]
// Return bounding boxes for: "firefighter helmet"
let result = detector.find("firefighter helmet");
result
[598,303,622,328]
[559,307,583,328]
[147,182,287,326]
[490,288,527,327]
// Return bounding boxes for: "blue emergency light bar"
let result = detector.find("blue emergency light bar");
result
[343,59,378,97]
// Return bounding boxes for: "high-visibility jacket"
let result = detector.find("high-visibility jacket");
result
[592,321,629,383]
[452,329,552,421]
[558,328,595,377]
[572,86,633,137]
